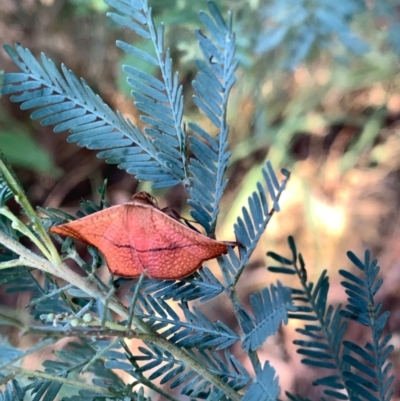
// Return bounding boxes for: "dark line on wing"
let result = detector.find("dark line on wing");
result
[99,234,198,253]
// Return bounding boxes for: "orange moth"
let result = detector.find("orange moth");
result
[50,192,235,279]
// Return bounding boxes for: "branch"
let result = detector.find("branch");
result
[0,230,241,400]
[2,366,114,396]
[0,155,60,264]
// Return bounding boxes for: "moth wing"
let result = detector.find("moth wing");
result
[50,205,122,247]
[50,205,144,277]
[132,206,229,279]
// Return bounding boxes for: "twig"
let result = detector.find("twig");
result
[0,230,241,400]
[4,366,114,396]
[0,154,60,264]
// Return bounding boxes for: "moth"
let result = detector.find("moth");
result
[50,192,235,279]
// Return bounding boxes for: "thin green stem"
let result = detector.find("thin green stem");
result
[229,171,290,289]
[0,311,25,329]
[0,259,26,269]
[128,271,145,328]
[122,340,181,401]
[5,366,113,396]
[0,230,241,400]
[22,323,241,400]
[69,249,86,266]
[0,206,52,260]
[27,283,74,306]
[0,155,60,264]
[81,337,120,372]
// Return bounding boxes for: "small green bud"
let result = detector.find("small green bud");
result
[83,313,92,323]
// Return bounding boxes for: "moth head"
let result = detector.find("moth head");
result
[131,192,159,208]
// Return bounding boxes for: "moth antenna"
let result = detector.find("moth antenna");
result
[161,207,203,233]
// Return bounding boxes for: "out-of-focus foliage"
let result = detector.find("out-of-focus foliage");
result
[68,0,109,15]
[0,111,60,175]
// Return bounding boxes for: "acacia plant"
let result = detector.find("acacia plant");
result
[0,1,395,400]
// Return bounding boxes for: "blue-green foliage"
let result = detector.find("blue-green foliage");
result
[187,2,237,234]
[113,342,250,398]
[222,165,290,286]
[240,282,293,352]
[255,0,368,69]
[0,1,292,399]
[242,362,279,401]
[339,252,394,401]
[0,378,25,401]
[251,0,400,69]
[130,291,239,350]
[139,267,225,303]
[0,1,395,401]
[268,238,394,401]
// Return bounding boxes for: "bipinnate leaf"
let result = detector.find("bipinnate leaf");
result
[221,163,290,286]
[241,282,293,352]
[187,2,237,233]
[138,267,224,303]
[106,0,189,188]
[1,44,183,188]
[242,362,279,401]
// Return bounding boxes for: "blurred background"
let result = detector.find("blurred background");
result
[2,0,400,399]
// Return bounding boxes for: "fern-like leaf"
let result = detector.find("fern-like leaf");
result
[106,0,189,188]
[116,342,204,396]
[187,2,238,233]
[338,251,394,401]
[270,240,394,401]
[222,162,290,285]
[242,362,279,401]
[131,292,239,350]
[137,267,224,303]
[1,44,182,188]
[268,238,348,397]
[108,341,250,398]
[194,348,250,393]
[240,282,293,352]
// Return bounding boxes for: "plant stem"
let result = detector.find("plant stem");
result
[0,230,241,400]
[4,366,114,396]
[0,259,26,269]
[0,338,56,372]
[0,154,60,264]
[229,169,290,289]
[0,206,52,260]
